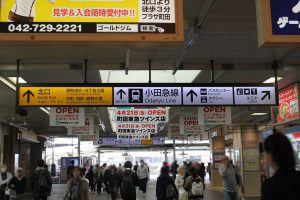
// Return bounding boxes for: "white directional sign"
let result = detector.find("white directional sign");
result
[234,87,276,105]
[114,87,182,106]
[182,87,234,105]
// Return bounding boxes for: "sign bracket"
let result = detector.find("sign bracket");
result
[273,60,279,106]
[148,59,152,84]
[210,60,215,83]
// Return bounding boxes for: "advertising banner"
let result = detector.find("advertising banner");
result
[68,116,94,135]
[115,108,168,123]
[179,115,204,136]
[272,84,299,124]
[198,106,232,125]
[50,107,85,127]
[116,123,158,136]
[168,124,181,138]
[0,0,183,42]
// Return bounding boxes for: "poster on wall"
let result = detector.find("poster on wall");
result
[168,124,181,138]
[272,84,299,124]
[179,115,204,136]
[68,116,94,136]
[50,107,85,127]
[243,148,260,171]
[198,106,232,125]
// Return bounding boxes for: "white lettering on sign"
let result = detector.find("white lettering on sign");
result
[198,106,232,125]
[50,107,85,127]
[182,87,233,105]
[234,87,276,105]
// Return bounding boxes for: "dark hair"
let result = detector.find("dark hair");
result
[37,159,45,167]
[124,161,132,169]
[161,166,170,174]
[189,167,198,179]
[71,160,75,165]
[264,133,295,171]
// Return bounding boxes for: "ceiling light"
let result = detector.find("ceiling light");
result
[251,113,268,116]
[263,77,283,83]
[40,107,50,115]
[7,77,27,84]
[0,76,16,91]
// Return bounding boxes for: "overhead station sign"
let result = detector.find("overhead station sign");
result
[256,0,300,46]
[17,84,277,107]
[0,0,184,42]
[98,137,165,146]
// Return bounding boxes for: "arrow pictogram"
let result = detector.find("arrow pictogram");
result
[186,90,197,102]
[22,90,34,103]
[261,91,271,101]
[117,89,126,99]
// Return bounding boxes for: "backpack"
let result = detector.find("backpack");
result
[38,171,51,191]
[191,177,204,196]
[165,183,179,200]
[121,172,134,196]
[69,179,82,200]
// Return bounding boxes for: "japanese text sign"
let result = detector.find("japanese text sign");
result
[198,106,232,125]
[179,115,204,136]
[116,123,158,136]
[272,84,299,124]
[50,107,85,127]
[168,124,181,138]
[234,86,276,105]
[256,0,300,46]
[115,108,168,123]
[68,116,94,136]
[0,0,184,42]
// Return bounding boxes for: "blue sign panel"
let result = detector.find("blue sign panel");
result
[271,0,300,35]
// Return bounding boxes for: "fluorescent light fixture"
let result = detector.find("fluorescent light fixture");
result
[0,76,16,91]
[40,107,50,115]
[7,77,27,84]
[263,77,283,83]
[251,113,268,116]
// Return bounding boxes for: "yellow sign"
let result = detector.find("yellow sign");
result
[141,139,153,145]
[18,86,113,106]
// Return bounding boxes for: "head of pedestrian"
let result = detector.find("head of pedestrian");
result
[124,161,133,169]
[73,167,81,178]
[37,159,45,168]
[71,160,75,166]
[111,166,117,174]
[1,164,7,173]
[222,156,230,167]
[16,168,24,179]
[161,165,170,175]
[264,132,295,172]
[178,166,185,176]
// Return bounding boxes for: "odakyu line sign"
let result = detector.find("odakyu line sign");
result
[0,0,184,42]
[17,83,277,107]
[256,0,300,46]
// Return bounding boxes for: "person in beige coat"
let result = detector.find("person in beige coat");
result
[63,167,89,200]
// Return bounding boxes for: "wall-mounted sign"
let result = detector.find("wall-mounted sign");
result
[18,85,112,106]
[50,107,85,127]
[179,115,204,136]
[115,108,168,123]
[168,124,181,138]
[0,0,184,42]
[141,138,153,145]
[256,0,300,46]
[116,123,158,136]
[234,86,276,105]
[272,84,299,124]
[68,116,94,136]
[18,83,277,107]
[198,106,232,125]
[98,137,116,146]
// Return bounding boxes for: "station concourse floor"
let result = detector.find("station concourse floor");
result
[48,180,260,200]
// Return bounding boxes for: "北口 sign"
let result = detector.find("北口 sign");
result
[115,108,168,123]
[18,85,112,106]
[198,106,232,125]
[168,124,181,138]
[50,107,85,127]
[116,123,158,136]
[234,86,276,105]
[114,87,182,106]
[256,0,300,46]
[0,0,184,42]
[179,115,204,136]
[272,84,299,124]
[68,116,94,136]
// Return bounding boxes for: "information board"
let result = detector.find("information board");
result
[0,0,184,42]
[179,115,204,136]
[67,116,94,136]
[50,107,85,127]
[198,106,232,125]
[234,86,276,105]
[256,0,300,46]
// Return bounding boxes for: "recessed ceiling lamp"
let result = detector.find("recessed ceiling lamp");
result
[263,77,284,83]
[251,113,268,116]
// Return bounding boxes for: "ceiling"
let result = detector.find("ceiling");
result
[0,0,300,136]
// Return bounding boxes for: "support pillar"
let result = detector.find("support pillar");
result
[164,149,168,162]
[172,139,176,162]
[78,139,81,165]
[210,134,225,187]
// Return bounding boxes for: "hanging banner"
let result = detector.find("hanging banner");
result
[115,108,168,123]
[179,115,204,136]
[50,107,85,127]
[198,106,232,125]
[168,124,181,138]
[116,123,158,136]
[0,0,183,42]
[272,84,299,124]
[68,116,94,136]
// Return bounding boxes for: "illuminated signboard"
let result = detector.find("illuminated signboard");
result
[0,0,184,42]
